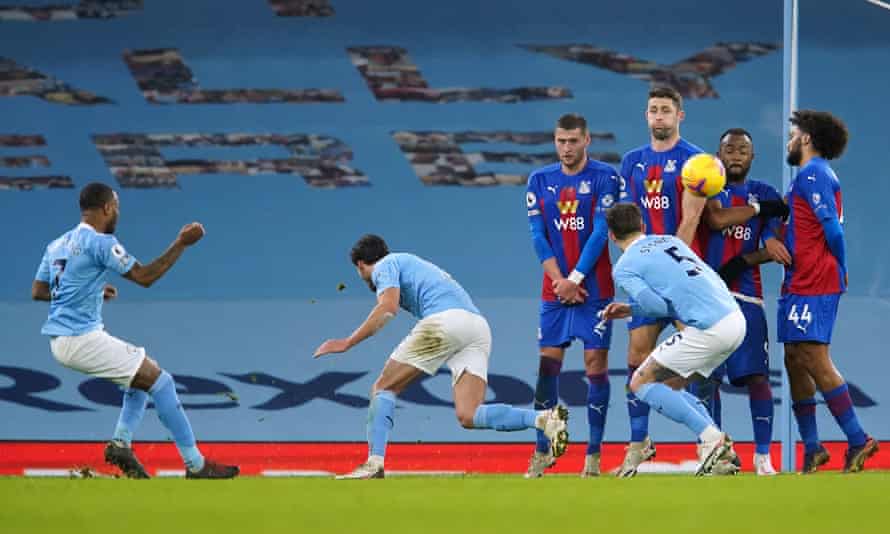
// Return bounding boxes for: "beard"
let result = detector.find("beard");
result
[786,144,803,166]
[365,278,376,293]
[561,154,583,169]
[106,215,117,234]
[651,126,673,141]
[725,164,749,182]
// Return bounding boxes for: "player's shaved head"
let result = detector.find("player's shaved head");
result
[351,234,389,266]
[606,203,644,241]
[79,182,115,212]
[719,128,753,145]
[789,110,848,160]
[79,182,120,234]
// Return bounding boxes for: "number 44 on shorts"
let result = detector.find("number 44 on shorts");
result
[788,304,813,333]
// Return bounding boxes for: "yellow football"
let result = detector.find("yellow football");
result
[681,153,726,198]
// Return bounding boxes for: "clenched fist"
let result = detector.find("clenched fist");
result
[177,222,205,246]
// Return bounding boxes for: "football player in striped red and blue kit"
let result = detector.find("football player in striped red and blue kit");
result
[780,111,878,473]
[525,113,619,477]
[696,128,793,475]
[614,86,710,476]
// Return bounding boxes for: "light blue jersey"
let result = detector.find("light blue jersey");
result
[371,253,479,319]
[613,235,738,330]
[35,223,137,336]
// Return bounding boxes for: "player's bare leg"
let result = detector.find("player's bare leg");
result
[581,348,608,477]
[617,324,661,477]
[338,359,424,480]
[794,343,877,473]
[526,347,565,478]
[785,344,830,473]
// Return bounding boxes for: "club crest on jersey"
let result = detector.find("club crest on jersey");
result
[600,193,615,208]
[665,159,677,173]
[557,200,579,215]
[579,180,591,194]
[812,192,821,204]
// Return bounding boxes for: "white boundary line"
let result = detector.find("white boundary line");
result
[866,0,890,11]
[261,470,332,477]
[23,469,72,477]
[155,469,185,477]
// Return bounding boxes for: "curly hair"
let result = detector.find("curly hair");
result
[350,234,389,265]
[790,110,849,160]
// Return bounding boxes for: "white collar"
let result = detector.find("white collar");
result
[77,222,98,233]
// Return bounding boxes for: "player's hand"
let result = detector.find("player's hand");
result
[103,284,118,300]
[571,285,589,304]
[552,278,585,305]
[177,222,205,247]
[764,237,791,266]
[314,338,351,358]
[757,200,790,219]
[602,302,632,320]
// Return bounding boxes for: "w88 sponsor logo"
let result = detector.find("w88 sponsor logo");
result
[554,217,585,231]
[722,225,752,241]
[641,195,670,210]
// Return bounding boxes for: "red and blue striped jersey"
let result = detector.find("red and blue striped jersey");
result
[782,157,846,295]
[619,138,703,250]
[700,179,783,299]
[527,160,619,302]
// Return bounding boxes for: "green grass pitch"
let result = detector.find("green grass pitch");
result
[2,474,888,533]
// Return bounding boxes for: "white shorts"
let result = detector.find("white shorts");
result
[50,329,147,387]
[649,310,746,379]
[390,309,491,386]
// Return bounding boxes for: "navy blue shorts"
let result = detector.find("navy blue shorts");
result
[777,293,840,344]
[539,298,612,350]
[627,314,669,332]
[712,298,770,386]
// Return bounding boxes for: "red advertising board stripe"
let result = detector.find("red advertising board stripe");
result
[0,441,886,476]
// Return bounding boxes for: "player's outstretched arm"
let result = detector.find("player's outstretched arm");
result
[124,223,204,288]
[31,280,50,301]
[676,190,707,246]
[704,198,789,231]
[314,287,399,358]
[704,198,755,230]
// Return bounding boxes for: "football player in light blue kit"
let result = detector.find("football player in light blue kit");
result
[32,183,238,479]
[601,203,745,475]
[314,234,569,479]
